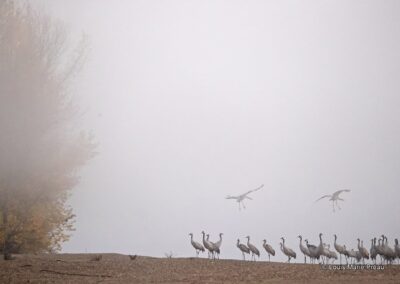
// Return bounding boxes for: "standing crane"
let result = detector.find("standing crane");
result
[281,237,296,263]
[394,239,400,263]
[237,239,250,260]
[357,238,369,264]
[262,239,275,262]
[189,233,204,257]
[333,234,347,265]
[317,233,325,264]
[246,236,260,261]
[298,235,310,263]
[206,234,220,259]
[305,239,320,264]
[370,238,377,264]
[201,231,215,259]
[215,233,223,250]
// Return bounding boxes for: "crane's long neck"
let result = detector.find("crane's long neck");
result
[247,237,250,245]
[219,234,222,242]
[190,235,193,242]
[334,235,337,244]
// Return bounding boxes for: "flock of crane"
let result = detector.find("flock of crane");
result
[189,186,399,266]
[189,232,400,265]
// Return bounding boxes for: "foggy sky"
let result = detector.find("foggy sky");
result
[31,0,400,261]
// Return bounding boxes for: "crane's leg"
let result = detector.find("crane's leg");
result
[304,256,306,263]
[336,200,341,210]
[332,201,335,212]
[268,254,270,262]
[242,252,245,260]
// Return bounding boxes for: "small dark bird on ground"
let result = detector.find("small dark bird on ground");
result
[90,255,102,261]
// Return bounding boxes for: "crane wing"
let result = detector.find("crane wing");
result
[332,189,351,198]
[226,195,238,200]
[315,195,331,202]
[242,184,264,196]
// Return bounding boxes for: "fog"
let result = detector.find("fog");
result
[31,0,400,261]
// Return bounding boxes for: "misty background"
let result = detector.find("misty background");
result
[31,0,400,261]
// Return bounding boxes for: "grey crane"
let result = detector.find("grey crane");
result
[394,239,400,263]
[246,236,260,261]
[370,238,377,264]
[342,245,350,264]
[317,233,325,264]
[348,249,361,264]
[298,235,310,263]
[321,243,332,264]
[226,184,264,210]
[305,239,320,264]
[315,189,351,212]
[262,239,275,262]
[213,233,223,259]
[189,233,204,257]
[215,233,223,250]
[381,235,396,264]
[326,244,338,264]
[281,237,296,263]
[357,238,369,264]
[237,239,250,260]
[201,231,215,259]
[317,233,324,262]
[206,234,220,259]
[376,238,385,264]
[333,234,347,264]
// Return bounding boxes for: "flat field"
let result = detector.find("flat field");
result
[1,254,399,283]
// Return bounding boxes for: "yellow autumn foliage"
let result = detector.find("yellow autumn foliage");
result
[0,1,95,257]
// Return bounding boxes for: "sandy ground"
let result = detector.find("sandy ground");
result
[0,254,399,283]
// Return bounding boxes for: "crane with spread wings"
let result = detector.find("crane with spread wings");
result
[315,189,351,212]
[226,184,264,210]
